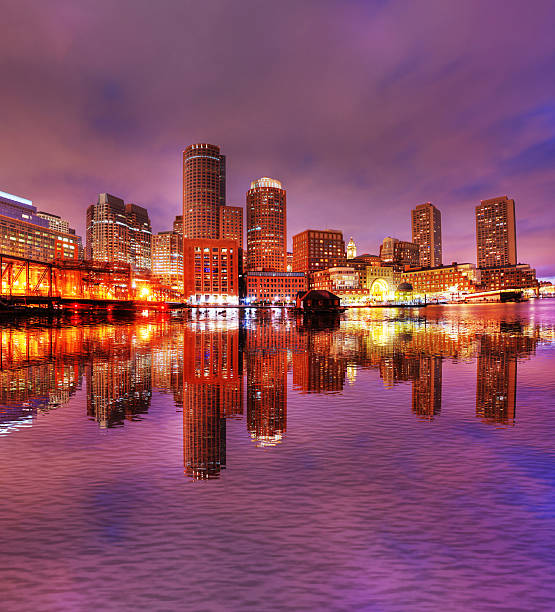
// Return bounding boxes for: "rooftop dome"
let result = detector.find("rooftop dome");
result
[250,177,282,190]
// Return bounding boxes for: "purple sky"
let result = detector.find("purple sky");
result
[1,0,554,276]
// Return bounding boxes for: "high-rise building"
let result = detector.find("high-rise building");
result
[476,196,517,268]
[152,230,183,288]
[246,177,286,272]
[379,237,420,268]
[86,193,152,270]
[0,190,80,262]
[347,237,357,260]
[220,205,243,246]
[411,202,442,267]
[292,229,346,285]
[182,143,226,240]
[125,203,152,271]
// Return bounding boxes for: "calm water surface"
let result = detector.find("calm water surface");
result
[1,303,555,611]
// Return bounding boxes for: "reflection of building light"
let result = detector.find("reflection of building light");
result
[250,432,284,447]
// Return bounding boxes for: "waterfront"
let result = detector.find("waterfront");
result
[1,302,555,611]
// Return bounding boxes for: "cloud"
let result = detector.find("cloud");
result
[0,0,554,274]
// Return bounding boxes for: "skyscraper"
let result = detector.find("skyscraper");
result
[475,196,517,268]
[182,143,226,239]
[411,202,442,267]
[246,177,286,272]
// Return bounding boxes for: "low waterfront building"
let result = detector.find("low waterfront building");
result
[183,238,240,305]
[401,263,480,297]
[313,267,360,292]
[242,271,306,304]
[478,264,538,293]
[0,190,80,262]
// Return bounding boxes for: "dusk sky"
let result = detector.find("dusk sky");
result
[1,0,554,276]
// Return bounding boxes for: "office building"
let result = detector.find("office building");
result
[380,237,420,268]
[0,190,80,262]
[86,193,152,270]
[246,177,286,272]
[411,202,442,267]
[182,143,226,240]
[220,205,243,246]
[182,238,240,304]
[476,196,517,268]
[292,229,346,285]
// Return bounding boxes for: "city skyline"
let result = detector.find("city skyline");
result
[1,1,553,277]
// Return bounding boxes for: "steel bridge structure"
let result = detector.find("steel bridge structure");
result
[0,254,177,310]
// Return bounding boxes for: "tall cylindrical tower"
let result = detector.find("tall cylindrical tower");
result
[246,177,286,272]
[182,143,226,239]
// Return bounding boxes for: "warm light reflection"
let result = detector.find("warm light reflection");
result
[0,309,550,479]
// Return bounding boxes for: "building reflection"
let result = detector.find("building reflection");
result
[242,315,308,448]
[246,338,287,446]
[412,356,442,420]
[0,311,548,477]
[475,322,537,425]
[0,325,85,434]
[182,322,243,479]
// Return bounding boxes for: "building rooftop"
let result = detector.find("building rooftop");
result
[250,177,282,190]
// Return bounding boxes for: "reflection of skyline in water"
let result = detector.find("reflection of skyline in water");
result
[0,309,550,478]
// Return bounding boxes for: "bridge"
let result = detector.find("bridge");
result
[0,253,177,311]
